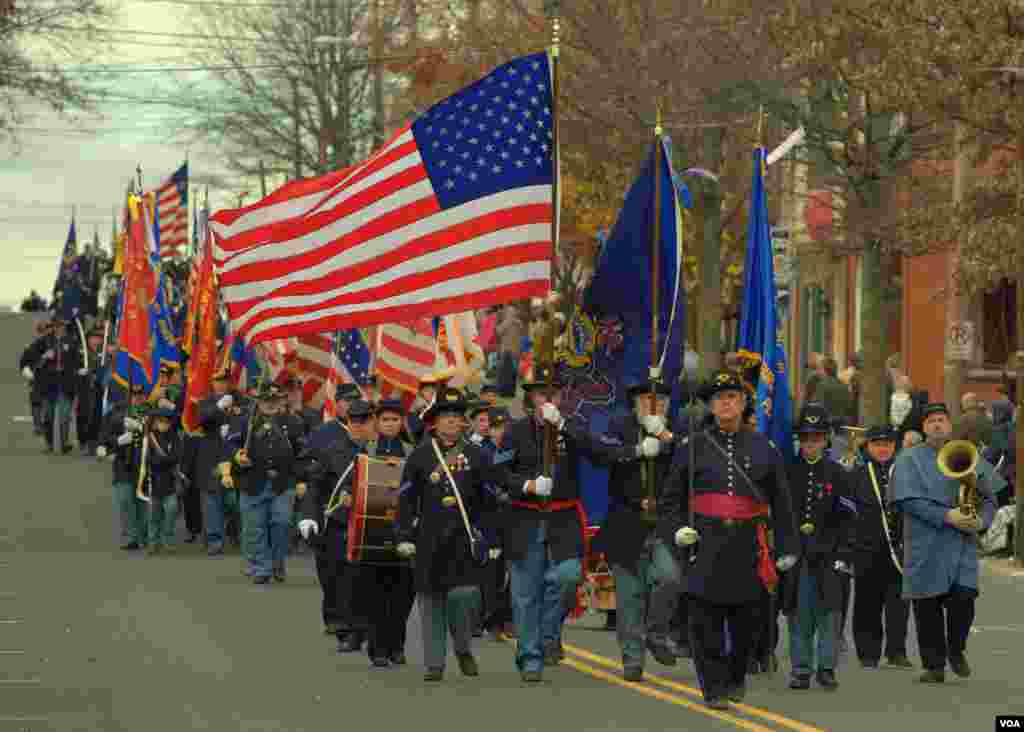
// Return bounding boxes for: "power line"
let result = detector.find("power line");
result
[0,51,428,75]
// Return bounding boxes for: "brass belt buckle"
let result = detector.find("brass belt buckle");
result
[723,518,736,528]
[800,522,816,536]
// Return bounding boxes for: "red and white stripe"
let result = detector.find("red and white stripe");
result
[209,126,552,345]
[156,175,188,259]
[375,319,436,407]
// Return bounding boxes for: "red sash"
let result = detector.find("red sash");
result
[691,493,778,594]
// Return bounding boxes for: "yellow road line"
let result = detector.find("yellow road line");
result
[561,656,775,732]
[563,643,826,732]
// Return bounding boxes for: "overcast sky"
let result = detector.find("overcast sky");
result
[0,0,245,307]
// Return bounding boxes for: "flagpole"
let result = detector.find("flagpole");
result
[650,106,663,393]
[540,1,561,479]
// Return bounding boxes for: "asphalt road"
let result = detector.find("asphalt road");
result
[1,312,1022,732]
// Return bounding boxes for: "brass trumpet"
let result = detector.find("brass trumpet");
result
[937,439,981,518]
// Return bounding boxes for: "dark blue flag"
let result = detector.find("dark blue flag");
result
[584,135,687,395]
[571,137,687,524]
[737,149,793,459]
[337,329,371,385]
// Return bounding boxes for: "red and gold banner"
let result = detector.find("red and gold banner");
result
[117,195,158,383]
[182,231,218,434]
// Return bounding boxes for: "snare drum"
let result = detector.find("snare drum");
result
[346,454,406,564]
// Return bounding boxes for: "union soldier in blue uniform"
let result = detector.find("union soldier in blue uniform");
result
[394,387,491,682]
[499,365,637,682]
[142,405,184,555]
[595,379,681,681]
[891,402,1000,683]
[848,424,912,669]
[780,403,856,691]
[658,369,798,710]
[362,398,416,666]
[221,383,302,584]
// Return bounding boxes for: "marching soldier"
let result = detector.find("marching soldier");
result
[142,405,184,556]
[395,387,491,682]
[296,399,373,649]
[500,365,634,682]
[190,368,244,556]
[75,324,106,455]
[363,398,416,666]
[891,403,1000,683]
[480,406,514,641]
[659,369,798,710]
[595,379,682,680]
[34,318,82,453]
[780,404,856,691]
[19,321,52,437]
[220,383,301,584]
[848,424,913,669]
[97,383,151,550]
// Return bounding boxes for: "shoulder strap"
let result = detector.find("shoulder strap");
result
[868,463,903,574]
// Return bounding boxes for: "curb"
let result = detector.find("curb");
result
[983,557,1024,578]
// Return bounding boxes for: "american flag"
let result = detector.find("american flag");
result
[375,319,437,406]
[156,163,189,259]
[209,52,555,346]
[293,330,369,408]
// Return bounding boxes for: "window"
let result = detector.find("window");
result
[981,279,1017,367]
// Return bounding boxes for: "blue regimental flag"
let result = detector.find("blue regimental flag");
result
[337,329,371,385]
[737,149,793,459]
[584,136,687,395]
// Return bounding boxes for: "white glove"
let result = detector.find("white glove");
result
[540,403,563,427]
[21,367,33,381]
[42,349,55,361]
[217,395,234,410]
[298,519,319,540]
[123,417,143,433]
[637,436,660,458]
[833,560,853,575]
[469,433,484,444]
[675,526,699,547]
[116,432,134,446]
[396,542,416,558]
[533,475,553,497]
[642,415,666,436]
[95,446,108,459]
[776,555,798,572]
[77,367,89,376]
[488,548,502,560]
[220,424,230,439]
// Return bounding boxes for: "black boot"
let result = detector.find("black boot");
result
[645,636,678,667]
[815,669,839,690]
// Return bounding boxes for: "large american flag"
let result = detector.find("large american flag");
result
[209,53,555,346]
[155,163,189,259]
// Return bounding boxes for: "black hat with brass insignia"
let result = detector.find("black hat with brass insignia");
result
[487,406,510,427]
[626,380,673,399]
[256,382,286,401]
[347,399,375,420]
[794,403,832,434]
[376,398,405,417]
[422,386,468,422]
[864,424,898,443]
[698,369,746,402]
[521,363,565,391]
[335,382,363,401]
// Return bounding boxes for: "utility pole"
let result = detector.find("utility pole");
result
[372,0,385,148]
[1015,108,1024,566]
[292,78,302,180]
[697,125,724,377]
[944,122,968,421]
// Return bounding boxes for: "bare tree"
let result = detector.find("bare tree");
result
[174,0,415,181]
[0,0,112,144]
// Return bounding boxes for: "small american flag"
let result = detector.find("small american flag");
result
[210,52,554,345]
[156,163,189,259]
